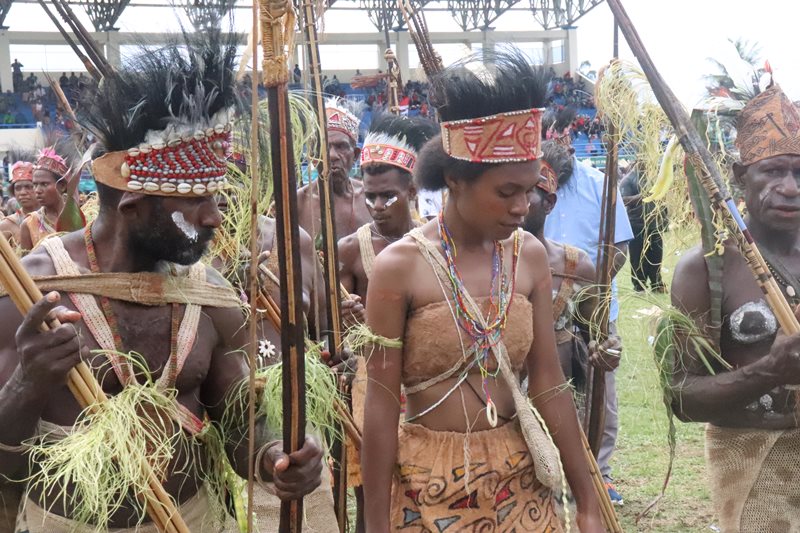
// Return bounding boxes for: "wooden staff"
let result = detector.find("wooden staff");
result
[0,233,188,533]
[581,431,623,532]
[296,1,351,528]
[585,126,619,452]
[605,1,800,338]
[245,0,262,530]
[260,0,307,530]
[398,0,443,78]
[384,48,402,115]
[37,0,101,81]
[48,0,112,80]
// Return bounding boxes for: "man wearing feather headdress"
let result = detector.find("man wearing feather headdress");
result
[297,97,372,242]
[0,32,323,533]
[671,81,800,532]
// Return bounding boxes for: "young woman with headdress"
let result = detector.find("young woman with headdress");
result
[19,148,68,250]
[360,49,603,531]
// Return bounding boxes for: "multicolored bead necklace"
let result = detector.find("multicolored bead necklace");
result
[437,211,521,425]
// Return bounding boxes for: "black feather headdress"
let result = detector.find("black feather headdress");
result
[77,29,240,153]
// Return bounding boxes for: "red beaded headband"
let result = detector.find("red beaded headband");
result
[360,143,417,173]
[440,107,544,163]
[91,124,232,196]
[537,161,558,194]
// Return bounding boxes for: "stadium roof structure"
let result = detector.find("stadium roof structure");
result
[0,0,603,33]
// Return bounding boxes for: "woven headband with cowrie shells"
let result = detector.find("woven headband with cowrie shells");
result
[91,123,232,197]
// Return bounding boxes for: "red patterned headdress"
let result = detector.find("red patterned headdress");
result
[34,147,69,178]
[361,132,417,173]
[325,98,360,142]
[91,109,232,196]
[736,83,800,166]
[440,107,544,163]
[537,161,558,193]
[10,161,33,183]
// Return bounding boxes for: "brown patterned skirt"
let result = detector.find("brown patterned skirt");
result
[391,421,563,532]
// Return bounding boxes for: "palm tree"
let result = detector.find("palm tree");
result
[704,38,764,101]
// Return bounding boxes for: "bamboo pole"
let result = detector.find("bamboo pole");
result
[580,431,623,533]
[605,0,800,340]
[296,1,351,528]
[260,1,307,529]
[246,0,262,531]
[0,234,187,533]
[585,120,619,454]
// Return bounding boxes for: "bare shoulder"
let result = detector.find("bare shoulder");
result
[337,232,360,265]
[370,236,420,283]
[21,242,57,276]
[519,230,548,267]
[350,178,365,193]
[671,245,711,315]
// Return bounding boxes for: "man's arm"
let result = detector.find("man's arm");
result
[337,235,358,296]
[611,186,633,279]
[0,249,85,477]
[202,267,323,499]
[299,226,327,340]
[670,247,800,428]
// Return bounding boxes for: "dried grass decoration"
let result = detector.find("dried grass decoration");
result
[224,341,342,453]
[210,93,321,283]
[24,351,212,531]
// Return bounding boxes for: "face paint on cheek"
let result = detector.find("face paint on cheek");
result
[365,195,398,209]
[171,211,199,242]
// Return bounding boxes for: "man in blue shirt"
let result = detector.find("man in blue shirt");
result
[542,140,633,505]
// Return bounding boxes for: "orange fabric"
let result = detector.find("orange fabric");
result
[402,294,532,388]
[440,108,544,163]
[736,84,800,166]
[391,421,563,531]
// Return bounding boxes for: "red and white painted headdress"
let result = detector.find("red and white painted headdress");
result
[440,107,544,163]
[360,132,417,173]
[34,147,69,178]
[10,161,34,183]
[325,97,360,142]
[91,109,232,196]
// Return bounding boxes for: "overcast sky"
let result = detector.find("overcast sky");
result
[5,0,799,107]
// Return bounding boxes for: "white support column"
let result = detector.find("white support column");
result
[0,30,11,94]
[104,31,121,69]
[543,39,553,66]
[566,27,578,75]
[396,31,409,83]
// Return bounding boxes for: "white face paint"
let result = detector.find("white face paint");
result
[365,195,398,209]
[171,211,199,242]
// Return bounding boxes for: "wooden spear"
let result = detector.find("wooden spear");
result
[584,124,618,452]
[296,1,351,528]
[605,0,800,340]
[260,0,307,530]
[37,0,101,81]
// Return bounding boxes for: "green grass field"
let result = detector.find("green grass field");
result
[612,229,716,532]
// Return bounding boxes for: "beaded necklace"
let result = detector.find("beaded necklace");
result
[84,221,181,386]
[437,211,521,424]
